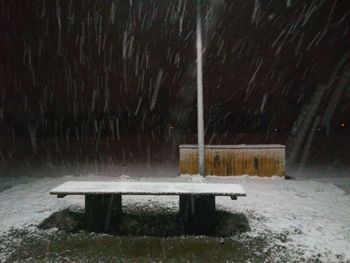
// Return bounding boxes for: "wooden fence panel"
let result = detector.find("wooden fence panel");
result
[179,145,285,177]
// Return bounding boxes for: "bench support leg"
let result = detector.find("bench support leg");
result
[179,195,216,235]
[85,194,122,234]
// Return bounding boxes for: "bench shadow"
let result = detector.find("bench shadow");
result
[120,208,251,237]
[39,208,250,237]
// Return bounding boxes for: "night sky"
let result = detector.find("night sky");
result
[1,0,350,163]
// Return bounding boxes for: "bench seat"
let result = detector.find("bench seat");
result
[50,181,246,197]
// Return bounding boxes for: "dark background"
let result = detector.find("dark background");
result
[1,0,350,169]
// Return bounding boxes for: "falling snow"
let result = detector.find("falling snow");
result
[1,0,350,262]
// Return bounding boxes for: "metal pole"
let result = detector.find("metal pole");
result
[196,0,205,176]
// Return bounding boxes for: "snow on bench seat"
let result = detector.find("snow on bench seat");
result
[50,181,246,197]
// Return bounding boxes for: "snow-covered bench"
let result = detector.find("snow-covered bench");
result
[50,181,246,234]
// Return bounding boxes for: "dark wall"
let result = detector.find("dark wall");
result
[1,0,350,139]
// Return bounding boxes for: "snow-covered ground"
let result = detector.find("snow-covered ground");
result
[0,166,350,262]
